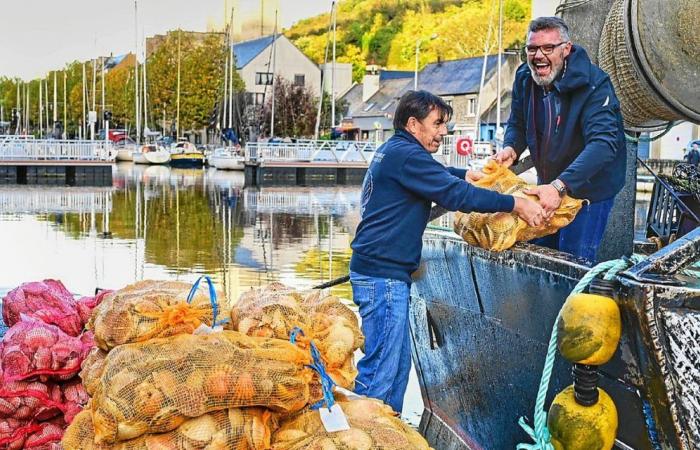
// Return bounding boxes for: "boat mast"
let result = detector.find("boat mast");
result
[475,0,496,143]
[63,72,67,139]
[53,71,58,133]
[496,0,503,148]
[39,77,43,138]
[270,10,278,138]
[101,57,105,135]
[134,0,140,145]
[228,7,234,130]
[92,58,97,140]
[331,1,337,129]
[15,81,19,134]
[176,29,181,140]
[313,2,333,140]
[223,52,229,130]
[82,62,87,139]
[143,33,148,137]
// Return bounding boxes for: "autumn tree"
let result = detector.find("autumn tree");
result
[260,76,317,138]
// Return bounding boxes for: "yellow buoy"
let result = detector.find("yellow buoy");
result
[548,385,618,450]
[557,279,621,366]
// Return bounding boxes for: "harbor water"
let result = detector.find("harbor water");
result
[0,162,651,426]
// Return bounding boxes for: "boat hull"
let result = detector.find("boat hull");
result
[116,148,134,161]
[410,229,700,449]
[210,156,245,170]
[170,153,204,168]
[135,151,170,165]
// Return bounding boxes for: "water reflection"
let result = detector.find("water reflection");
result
[0,163,361,304]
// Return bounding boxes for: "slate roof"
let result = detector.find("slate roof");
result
[349,78,412,118]
[380,70,414,81]
[232,34,279,69]
[418,54,499,95]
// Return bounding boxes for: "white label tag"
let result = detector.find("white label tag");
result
[319,404,351,432]
[193,324,223,335]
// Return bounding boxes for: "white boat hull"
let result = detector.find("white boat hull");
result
[116,148,134,161]
[210,156,245,170]
[134,150,171,165]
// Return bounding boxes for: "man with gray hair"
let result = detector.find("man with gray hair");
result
[490,16,627,263]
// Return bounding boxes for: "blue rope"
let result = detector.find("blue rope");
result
[516,255,644,450]
[187,275,227,327]
[289,327,336,410]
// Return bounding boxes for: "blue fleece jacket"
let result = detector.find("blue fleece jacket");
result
[504,45,626,203]
[350,130,515,283]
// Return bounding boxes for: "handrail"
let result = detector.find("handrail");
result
[638,157,700,223]
[0,137,115,162]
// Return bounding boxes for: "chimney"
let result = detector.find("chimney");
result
[362,65,381,102]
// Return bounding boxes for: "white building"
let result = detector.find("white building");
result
[232,34,321,106]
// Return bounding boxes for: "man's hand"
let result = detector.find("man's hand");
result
[512,196,545,228]
[465,170,484,183]
[492,146,517,168]
[524,184,562,214]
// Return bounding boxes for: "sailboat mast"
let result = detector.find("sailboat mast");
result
[15,81,20,134]
[143,35,148,134]
[228,7,234,130]
[176,29,181,139]
[496,0,503,145]
[63,72,67,139]
[101,57,105,132]
[475,0,496,143]
[53,72,57,126]
[82,63,87,139]
[331,1,336,129]
[314,1,333,140]
[134,0,140,144]
[39,78,43,138]
[270,10,278,138]
[45,79,49,134]
[223,53,229,130]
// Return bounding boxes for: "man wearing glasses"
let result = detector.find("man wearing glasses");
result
[491,16,627,264]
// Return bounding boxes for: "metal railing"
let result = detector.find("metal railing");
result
[435,135,494,169]
[0,135,115,162]
[0,186,113,214]
[245,140,378,164]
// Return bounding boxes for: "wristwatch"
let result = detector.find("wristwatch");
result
[551,179,568,197]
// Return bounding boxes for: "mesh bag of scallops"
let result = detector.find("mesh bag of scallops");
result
[231,283,364,390]
[87,278,228,351]
[271,392,432,450]
[63,407,277,450]
[86,330,317,444]
[454,160,584,252]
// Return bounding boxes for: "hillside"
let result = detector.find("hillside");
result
[285,0,531,82]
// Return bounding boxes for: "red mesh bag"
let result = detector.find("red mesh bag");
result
[0,417,65,450]
[75,290,112,327]
[0,316,94,382]
[2,280,83,337]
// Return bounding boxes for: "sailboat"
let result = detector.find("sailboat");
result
[210,8,245,171]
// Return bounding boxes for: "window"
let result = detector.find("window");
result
[363,102,376,112]
[443,98,453,108]
[380,101,393,111]
[255,93,265,105]
[294,74,305,86]
[255,72,273,85]
[468,98,477,116]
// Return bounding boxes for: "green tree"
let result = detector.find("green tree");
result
[261,75,317,138]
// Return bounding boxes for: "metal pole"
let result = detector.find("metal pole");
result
[496,0,503,147]
[15,81,19,134]
[143,35,148,136]
[228,7,234,130]
[82,62,86,140]
[223,54,229,130]
[134,0,140,145]
[39,78,43,138]
[331,1,336,128]
[63,72,67,139]
[414,39,420,91]
[53,71,57,128]
[176,29,181,139]
[270,10,278,138]
[476,0,496,142]
[101,56,105,133]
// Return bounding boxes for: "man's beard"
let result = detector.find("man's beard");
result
[528,59,564,87]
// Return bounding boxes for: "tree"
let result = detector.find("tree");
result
[260,76,317,138]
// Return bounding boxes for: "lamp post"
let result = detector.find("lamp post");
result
[415,34,438,91]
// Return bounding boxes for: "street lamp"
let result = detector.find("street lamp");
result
[415,34,438,91]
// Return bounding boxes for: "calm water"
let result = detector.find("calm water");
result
[0,163,651,426]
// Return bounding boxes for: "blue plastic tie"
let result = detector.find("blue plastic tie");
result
[516,255,644,450]
[288,327,336,410]
[187,275,227,326]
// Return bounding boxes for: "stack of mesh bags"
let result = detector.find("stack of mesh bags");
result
[271,393,432,450]
[0,280,102,449]
[454,160,584,251]
[231,282,364,390]
[63,279,317,449]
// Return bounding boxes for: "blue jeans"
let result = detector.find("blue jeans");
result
[531,197,615,264]
[350,271,412,413]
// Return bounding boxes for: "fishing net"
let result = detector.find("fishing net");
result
[454,161,584,251]
[2,280,83,337]
[79,347,108,397]
[75,290,112,328]
[231,283,363,389]
[88,279,225,351]
[89,330,315,444]
[271,395,431,450]
[62,407,277,450]
[0,417,65,450]
[0,316,94,382]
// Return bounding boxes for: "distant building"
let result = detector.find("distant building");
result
[339,54,519,143]
[232,34,321,106]
[320,62,353,97]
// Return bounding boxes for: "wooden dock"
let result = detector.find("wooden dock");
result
[0,136,114,186]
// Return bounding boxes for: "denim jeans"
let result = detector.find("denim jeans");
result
[349,271,412,413]
[531,197,615,264]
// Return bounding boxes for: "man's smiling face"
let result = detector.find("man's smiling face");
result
[526,28,572,87]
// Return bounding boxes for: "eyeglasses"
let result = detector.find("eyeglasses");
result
[523,42,569,56]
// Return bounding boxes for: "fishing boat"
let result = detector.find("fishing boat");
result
[169,141,205,168]
[209,146,245,170]
[133,144,170,165]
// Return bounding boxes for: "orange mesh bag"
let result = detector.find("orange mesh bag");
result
[88,277,227,351]
[231,284,363,390]
[79,347,108,396]
[62,407,277,450]
[89,330,314,444]
[454,160,584,251]
[271,395,431,450]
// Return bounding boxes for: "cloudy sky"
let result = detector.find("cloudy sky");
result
[0,0,331,80]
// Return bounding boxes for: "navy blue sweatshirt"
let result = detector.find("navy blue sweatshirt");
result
[350,130,515,283]
[504,45,626,203]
